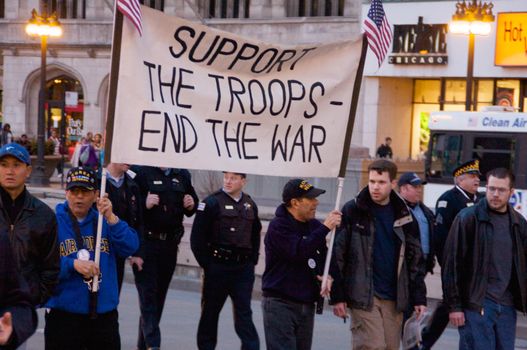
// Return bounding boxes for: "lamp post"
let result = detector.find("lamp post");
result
[449,0,494,111]
[25,3,62,185]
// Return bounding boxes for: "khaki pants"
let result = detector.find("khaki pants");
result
[350,297,403,350]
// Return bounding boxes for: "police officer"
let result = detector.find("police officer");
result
[191,172,261,350]
[419,159,482,349]
[134,166,198,350]
[104,162,144,294]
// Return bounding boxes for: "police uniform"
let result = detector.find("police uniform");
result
[435,160,482,265]
[134,166,199,350]
[105,170,143,294]
[191,189,262,350]
[420,159,482,350]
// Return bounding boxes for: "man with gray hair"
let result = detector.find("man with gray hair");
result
[420,159,482,349]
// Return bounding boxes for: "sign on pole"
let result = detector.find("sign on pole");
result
[109,6,363,177]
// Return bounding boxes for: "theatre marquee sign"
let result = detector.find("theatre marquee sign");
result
[495,12,527,67]
[388,16,448,65]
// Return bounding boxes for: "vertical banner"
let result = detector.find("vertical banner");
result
[110,6,363,177]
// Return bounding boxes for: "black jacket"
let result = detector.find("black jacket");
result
[331,187,427,312]
[435,186,481,266]
[135,166,198,241]
[0,189,59,306]
[190,190,262,268]
[0,231,37,350]
[442,199,527,313]
[106,171,144,257]
[262,204,334,304]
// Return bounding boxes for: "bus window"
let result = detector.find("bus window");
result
[428,133,463,178]
[472,136,515,178]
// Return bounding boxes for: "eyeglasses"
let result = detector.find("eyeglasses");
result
[487,186,509,195]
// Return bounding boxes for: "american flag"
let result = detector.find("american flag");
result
[363,0,392,67]
[117,0,143,36]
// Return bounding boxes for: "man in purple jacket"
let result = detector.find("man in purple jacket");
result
[262,179,341,350]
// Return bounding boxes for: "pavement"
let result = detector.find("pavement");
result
[23,178,527,349]
[23,275,527,349]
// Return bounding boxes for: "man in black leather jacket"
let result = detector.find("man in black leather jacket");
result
[0,229,37,350]
[443,168,527,350]
[0,143,59,308]
[331,160,426,350]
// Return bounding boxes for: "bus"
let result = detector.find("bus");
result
[424,109,527,217]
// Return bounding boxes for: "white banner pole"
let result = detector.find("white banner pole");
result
[321,176,344,292]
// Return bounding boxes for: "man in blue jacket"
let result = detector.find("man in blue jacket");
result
[262,178,341,350]
[44,167,139,349]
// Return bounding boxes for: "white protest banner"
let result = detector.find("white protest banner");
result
[110,6,363,177]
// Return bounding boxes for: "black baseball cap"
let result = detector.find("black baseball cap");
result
[66,167,97,191]
[398,172,427,187]
[282,179,326,203]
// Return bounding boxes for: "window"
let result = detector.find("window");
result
[287,0,345,17]
[443,79,467,108]
[472,136,516,177]
[0,0,4,18]
[476,79,493,111]
[140,0,164,12]
[427,133,463,178]
[45,0,86,19]
[200,0,250,19]
[496,79,520,109]
[413,80,440,104]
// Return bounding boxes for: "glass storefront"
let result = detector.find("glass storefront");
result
[411,78,526,157]
[44,75,84,148]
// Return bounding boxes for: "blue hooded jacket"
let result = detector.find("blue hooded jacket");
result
[46,202,139,314]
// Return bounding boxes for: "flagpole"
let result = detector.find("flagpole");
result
[103,2,125,168]
[321,34,368,294]
[89,0,124,319]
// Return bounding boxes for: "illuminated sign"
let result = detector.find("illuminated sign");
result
[389,17,448,65]
[495,12,527,67]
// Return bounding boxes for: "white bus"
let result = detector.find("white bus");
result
[424,109,527,217]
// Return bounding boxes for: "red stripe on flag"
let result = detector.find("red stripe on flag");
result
[117,0,143,36]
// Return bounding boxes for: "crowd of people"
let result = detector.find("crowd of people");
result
[0,134,525,350]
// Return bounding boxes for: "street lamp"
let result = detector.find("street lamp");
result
[25,4,62,185]
[449,0,494,111]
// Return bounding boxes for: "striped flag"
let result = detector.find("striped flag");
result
[117,0,143,36]
[363,0,392,67]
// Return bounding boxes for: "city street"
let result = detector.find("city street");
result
[25,275,527,350]
[22,187,527,349]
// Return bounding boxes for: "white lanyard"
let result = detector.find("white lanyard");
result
[455,185,475,202]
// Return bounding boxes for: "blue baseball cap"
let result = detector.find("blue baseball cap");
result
[0,143,31,165]
[398,172,427,187]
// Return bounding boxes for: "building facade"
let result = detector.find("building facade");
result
[360,0,527,160]
[0,0,360,143]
